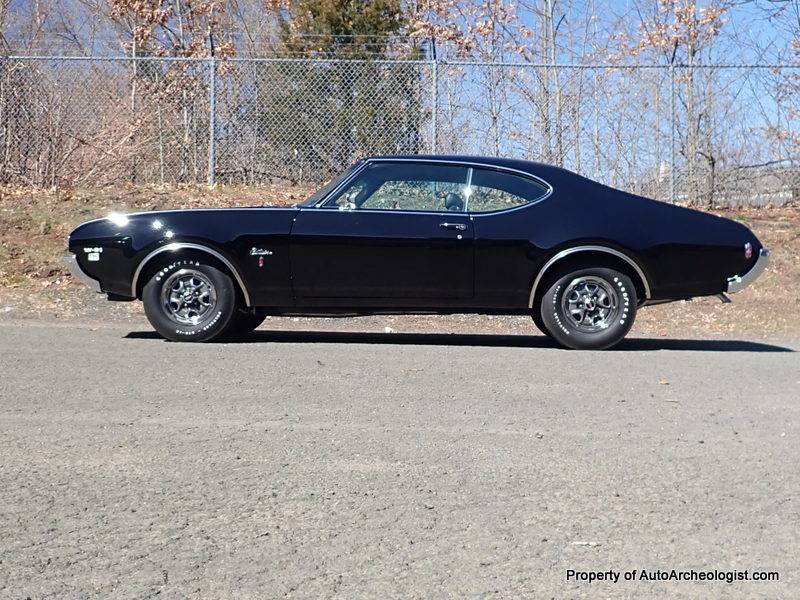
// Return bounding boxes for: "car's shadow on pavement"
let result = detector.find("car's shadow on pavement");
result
[124,330,794,352]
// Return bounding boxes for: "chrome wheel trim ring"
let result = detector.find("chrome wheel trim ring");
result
[160,269,217,326]
[561,276,619,333]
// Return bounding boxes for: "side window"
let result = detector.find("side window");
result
[326,162,469,212]
[332,181,368,209]
[467,168,549,213]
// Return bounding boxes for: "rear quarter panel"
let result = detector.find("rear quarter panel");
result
[473,167,759,305]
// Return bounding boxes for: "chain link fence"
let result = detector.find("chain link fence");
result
[0,55,798,206]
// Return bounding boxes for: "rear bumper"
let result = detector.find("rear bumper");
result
[727,248,769,293]
[64,254,102,293]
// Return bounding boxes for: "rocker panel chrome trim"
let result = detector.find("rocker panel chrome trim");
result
[131,242,251,306]
[528,245,651,308]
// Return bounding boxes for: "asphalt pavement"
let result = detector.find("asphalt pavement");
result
[0,321,798,598]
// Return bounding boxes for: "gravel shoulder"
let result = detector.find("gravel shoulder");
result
[0,321,798,598]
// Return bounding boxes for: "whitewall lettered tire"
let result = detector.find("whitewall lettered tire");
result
[539,267,637,350]
[142,258,238,342]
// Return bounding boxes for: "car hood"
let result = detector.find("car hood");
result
[68,206,298,250]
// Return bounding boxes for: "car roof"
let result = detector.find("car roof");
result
[365,154,572,181]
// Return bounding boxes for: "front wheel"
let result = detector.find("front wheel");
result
[538,267,637,350]
[142,259,238,342]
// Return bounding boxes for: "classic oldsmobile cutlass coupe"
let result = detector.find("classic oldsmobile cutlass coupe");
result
[66,155,768,349]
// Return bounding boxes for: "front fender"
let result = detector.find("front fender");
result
[68,208,298,304]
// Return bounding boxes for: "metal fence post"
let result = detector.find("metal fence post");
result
[130,42,137,183]
[669,63,676,203]
[430,59,438,153]
[208,56,217,186]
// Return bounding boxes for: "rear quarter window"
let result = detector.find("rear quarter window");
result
[468,168,549,213]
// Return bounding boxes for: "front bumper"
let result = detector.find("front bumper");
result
[64,254,102,293]
[727,248,769,293]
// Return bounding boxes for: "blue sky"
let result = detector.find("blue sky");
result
[531,0,797,64]
[4,0,797,64]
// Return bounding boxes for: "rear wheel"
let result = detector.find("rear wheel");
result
[142,258,238,342]
[538,267,637,350]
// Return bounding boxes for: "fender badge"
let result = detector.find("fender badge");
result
[250,248,273,256]
[84,247,102,262]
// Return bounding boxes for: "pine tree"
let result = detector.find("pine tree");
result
[253,0,426,183]
[276,0,405,58]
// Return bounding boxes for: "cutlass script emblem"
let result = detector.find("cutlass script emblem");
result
[250,248,273,256]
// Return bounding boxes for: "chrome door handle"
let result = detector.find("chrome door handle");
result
[440,222,467,231]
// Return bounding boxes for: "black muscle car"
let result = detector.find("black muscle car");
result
[65,156,769,349]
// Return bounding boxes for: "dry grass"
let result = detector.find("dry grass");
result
[0,183,312,287]
[0,184,798,338]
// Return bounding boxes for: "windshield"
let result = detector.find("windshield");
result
[299,162,363,206]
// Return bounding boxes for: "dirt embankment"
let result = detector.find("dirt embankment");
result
[1,184,797,337]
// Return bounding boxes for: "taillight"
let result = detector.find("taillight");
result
[744,242,753,259]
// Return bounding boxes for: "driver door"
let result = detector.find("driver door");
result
[290,161,474,301]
